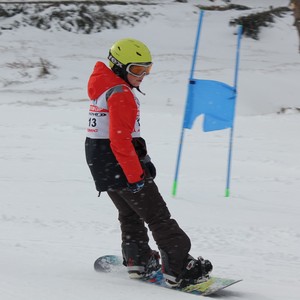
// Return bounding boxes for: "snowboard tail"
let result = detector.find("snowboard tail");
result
[94,255,242,296]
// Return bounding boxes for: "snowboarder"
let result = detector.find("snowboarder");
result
[85,38,212,288]
[289,0,300,52]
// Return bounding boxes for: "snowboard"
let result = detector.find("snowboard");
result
[94,255,242,296]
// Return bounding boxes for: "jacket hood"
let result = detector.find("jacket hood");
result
[87,62,129,100]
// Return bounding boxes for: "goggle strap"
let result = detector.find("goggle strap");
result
[108,51,125,69]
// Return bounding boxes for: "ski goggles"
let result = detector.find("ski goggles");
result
[126,63,153,77]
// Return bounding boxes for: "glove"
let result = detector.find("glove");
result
[127,179,145,193]
[142,155,156,179]
[145,161,156,179]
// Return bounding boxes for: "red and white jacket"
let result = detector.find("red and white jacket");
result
[86,62,145,187]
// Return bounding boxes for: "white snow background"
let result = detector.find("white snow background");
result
[0,0,300,299]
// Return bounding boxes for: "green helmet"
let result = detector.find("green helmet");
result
[108,38,152,68]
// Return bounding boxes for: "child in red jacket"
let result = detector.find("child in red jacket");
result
[85,38,212,288]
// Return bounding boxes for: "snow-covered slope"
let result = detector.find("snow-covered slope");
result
[0,1,299,300]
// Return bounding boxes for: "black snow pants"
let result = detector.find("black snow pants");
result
[107,173,191,276]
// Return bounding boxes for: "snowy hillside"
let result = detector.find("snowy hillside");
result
[0,1,300,300]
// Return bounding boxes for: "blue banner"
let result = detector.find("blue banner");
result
[183,79,236,132]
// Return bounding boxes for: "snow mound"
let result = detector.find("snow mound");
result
[0,2,151,33]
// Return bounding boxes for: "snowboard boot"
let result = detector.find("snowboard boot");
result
[177,255,213,288]
[122,242,160,279]
[143,250,161,279]
[161,251,213,288]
